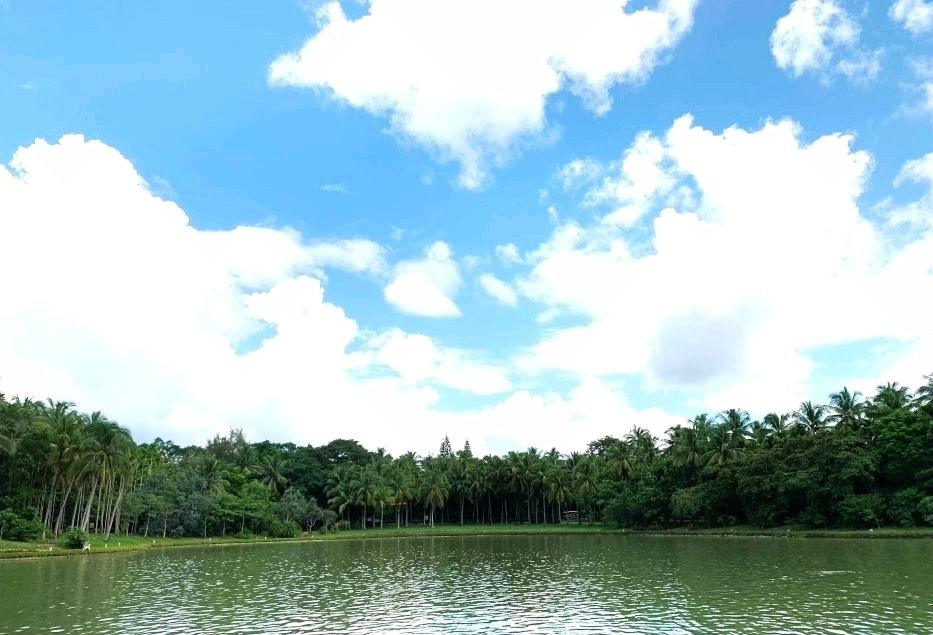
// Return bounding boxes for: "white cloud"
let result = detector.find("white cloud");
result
[516,115,933,410]
[478,274,518,307]
[269,0,699,188]
[890,0,933,34]
[373,329,511,394]
[0,135,455,453]
[571,131,685,225]
[495,243,522,265]
[383,241,462,317]
[889,152,933,227]
[444,377,683,454]
[0,133,722,457]
[556,157,606,190]
[771,0,881,83]
[320,183,349,193]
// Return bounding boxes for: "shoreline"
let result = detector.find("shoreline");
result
[2,524,931,560]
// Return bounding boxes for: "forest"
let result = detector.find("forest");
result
[1,375,932,542]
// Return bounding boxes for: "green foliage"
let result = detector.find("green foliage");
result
[839,493,884,528]
[2,378,932,542]
[918,497,933,526]
[0,509,44,542]
[887,488,923,527]
[61,525,89,549]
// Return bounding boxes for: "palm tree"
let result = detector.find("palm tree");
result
[0,396,35,458]
[352,465,381,529]
[626,426,657,465]
[718,409,750,447]
[763,412,791,440]
[80,412,135,537]
[387,460,415,528]
[545,464,572,523]
[197,455,228,497]
[827,387,865,431]
[260,453,289,496]
[234,443,261,476]
[914,373,933,412]
[571,456,598,522]
[748,420,771,447]
[668,425,706,470]
[794,401,826,434]
[606,440,637,480]
[689,413,712,436]
[419,467,449,527]
[701,424,742,468]
[41,400,86,535]
[871,382,912,415]
[326,464,357,525]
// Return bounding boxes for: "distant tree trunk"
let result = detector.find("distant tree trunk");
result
[81,478,99,532]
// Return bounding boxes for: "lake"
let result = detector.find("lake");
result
[0,534,930,634]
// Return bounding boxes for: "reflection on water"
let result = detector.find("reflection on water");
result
[0,534,930,634]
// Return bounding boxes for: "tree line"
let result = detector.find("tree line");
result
[1,375,932,542]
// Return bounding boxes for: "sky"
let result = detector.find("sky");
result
[1,0,932,457]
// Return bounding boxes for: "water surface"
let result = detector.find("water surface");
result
[1,534,930,634]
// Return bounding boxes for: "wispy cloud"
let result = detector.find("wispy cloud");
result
[321,183,349,194]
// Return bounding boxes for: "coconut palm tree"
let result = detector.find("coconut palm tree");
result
[41,400,87,535]
[387,460,415,528]
[326,464,356,525]
[352,465,381,530]
[0,395,36,458]
[701,424,742,468]
[571,456,598,522]
[606,440,637,480]
[748,420,771,447]
[763,412,791,440]
[794,401,827,434]
[419,467,449,527]
[668,425,706,470]
[871,382,912,415]
[626,426,657,465]
[827,387,865,431]
[545,464,572,523]
[718,409,750,447]
[80,412,135,537]
[260,452,290,496]
[914,373,933,412]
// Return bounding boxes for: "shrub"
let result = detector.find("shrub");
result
[918,496,933,526]
[887,488,922,527]
[6,516,45,542]
[61,525,89,549]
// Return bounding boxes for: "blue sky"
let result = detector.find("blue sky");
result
[1,0,932,455]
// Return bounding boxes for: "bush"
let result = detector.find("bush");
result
[6,516,45,542]
[264,519,300,538]
[61,525,89,549]
[839,493,884,528]
[887,488,923,527]
[918,496,933,526]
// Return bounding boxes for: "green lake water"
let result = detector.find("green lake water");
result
[1,534,930,634]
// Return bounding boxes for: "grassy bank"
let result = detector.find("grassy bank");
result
[3,523,930,559]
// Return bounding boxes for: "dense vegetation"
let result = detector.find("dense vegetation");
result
[2,376,932,543]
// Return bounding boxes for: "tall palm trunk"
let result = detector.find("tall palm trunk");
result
[81,477,99,532]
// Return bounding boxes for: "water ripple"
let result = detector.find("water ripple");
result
[0,534,930,635]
